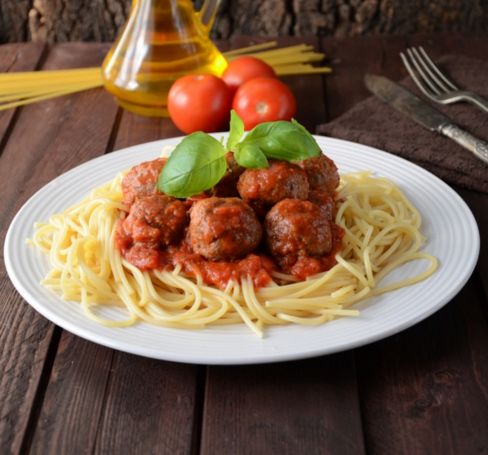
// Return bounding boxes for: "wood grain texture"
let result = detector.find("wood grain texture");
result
[112,110,181,151]
[2,0,488,43]
[0,0,32,42]
[0,43,45,150]
[28,0,130,43]
[0,302,55,455]
[28,335,114,455]
[201,356,366,455]
[356,283,488,454]
[0,42,53,455]
[458,189,488,304]
[93,355,199,455]
[0,43,115,224]
[320,34,408,121]
[0,42,119,455]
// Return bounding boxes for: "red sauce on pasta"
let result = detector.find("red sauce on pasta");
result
[115,155,344,290]
[115,223,344,290]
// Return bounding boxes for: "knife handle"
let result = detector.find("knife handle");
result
[441,124,488,165]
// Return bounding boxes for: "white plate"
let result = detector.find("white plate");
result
[5,136,479,365]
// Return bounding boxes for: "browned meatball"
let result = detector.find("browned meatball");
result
[122,158,166,206]
[189,197,262,261]
[265,199,332,271]
[308,189,335,221]
[120,194,187,249]
[297,154,339,195]
[237,160,309,206]
[212,152,245,197]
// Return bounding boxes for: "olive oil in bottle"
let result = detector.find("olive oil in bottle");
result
[101,0,227,117]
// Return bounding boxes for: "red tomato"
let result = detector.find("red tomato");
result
[168,74,231,134]
[232,77,297,130]
[222,56,277,97]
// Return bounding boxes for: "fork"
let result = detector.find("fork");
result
[400,46,488,114]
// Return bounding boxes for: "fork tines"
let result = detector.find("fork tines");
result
[400,46,458,97]
[401,45,488,113]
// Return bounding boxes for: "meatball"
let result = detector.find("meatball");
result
[212,152,245,197]
[237,160,309,206]
[308,189,335,221]
[189,197,262,261]
[122,158,166,206]
[297,154,339,195]
[120,194,187,249]
[265,199,332,271]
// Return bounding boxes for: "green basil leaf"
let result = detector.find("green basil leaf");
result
[158,132,227,198]
[234,143,269,168]
[241,119,321,161]
[226,110,245,150]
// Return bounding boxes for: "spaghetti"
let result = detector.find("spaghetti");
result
[29,168,438,337]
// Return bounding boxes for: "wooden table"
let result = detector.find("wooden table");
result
[1,34,487,455]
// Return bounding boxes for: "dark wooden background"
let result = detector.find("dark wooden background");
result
[1,0,488,43]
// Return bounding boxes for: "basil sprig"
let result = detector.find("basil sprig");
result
[226,110,245,151]
[158,132,227,198]
[159,111,321,198]
[236,119,321,164]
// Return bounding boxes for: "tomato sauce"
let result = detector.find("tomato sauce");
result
[115,221,344,290]
[289,224,344,280]
[163,243,275,289]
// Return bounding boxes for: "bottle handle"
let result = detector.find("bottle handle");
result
[198,0,221,33]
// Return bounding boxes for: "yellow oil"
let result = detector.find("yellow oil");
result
[101,0,228,117]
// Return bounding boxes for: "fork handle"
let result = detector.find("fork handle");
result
[468,94,488,114]
[440,124,488,165]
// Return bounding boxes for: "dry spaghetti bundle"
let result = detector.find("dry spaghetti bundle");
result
[0,41,330,112]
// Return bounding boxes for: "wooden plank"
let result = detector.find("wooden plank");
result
[357,282,488,454]
[0,303,57,455]
[202,356,366,455]
[321,35,408,120]
[112,110,181,150]
[0,42,47,455]
[0,43,46,151]
[458,189,488,306]
[0,42,119,455]
[27,335,113,455]
[406,32,488,61]
[93,355,199,454]
[201,36,365,455]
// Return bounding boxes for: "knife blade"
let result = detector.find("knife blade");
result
[364,74,488,165]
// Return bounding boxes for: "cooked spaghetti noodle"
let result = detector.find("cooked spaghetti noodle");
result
[29,168,437,337]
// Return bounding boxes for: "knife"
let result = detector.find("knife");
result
[364,74,488,165]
